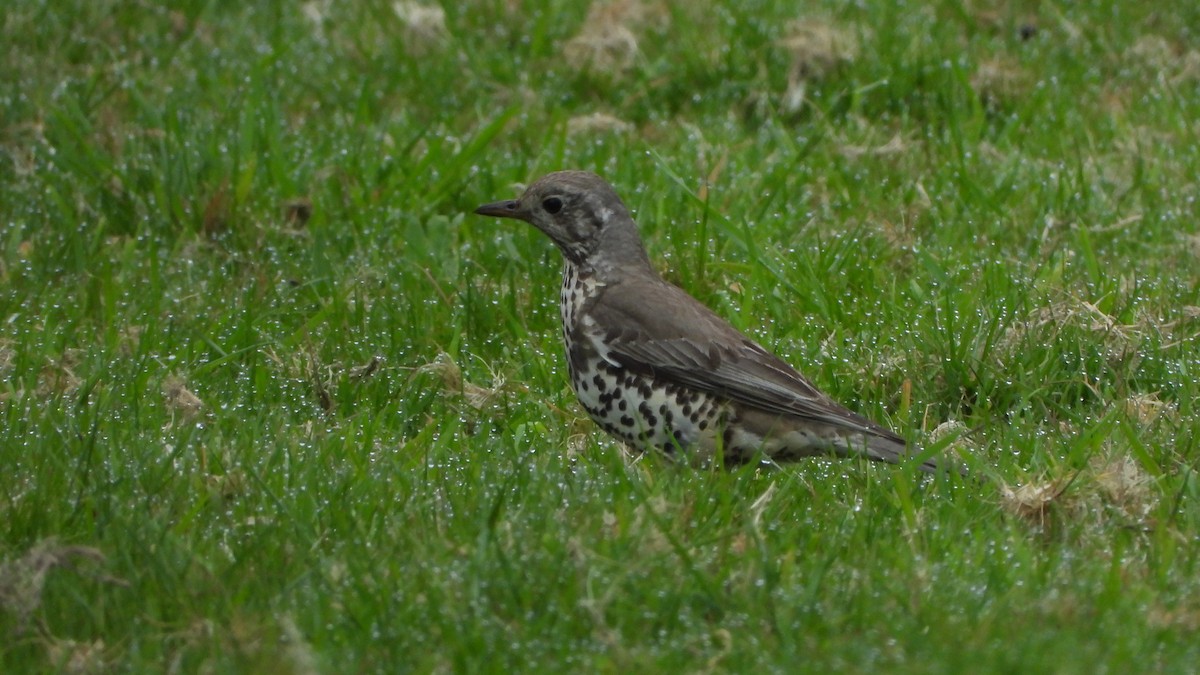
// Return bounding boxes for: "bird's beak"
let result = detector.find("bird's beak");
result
[474,199,525,220]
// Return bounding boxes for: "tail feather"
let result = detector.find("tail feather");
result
[863,433,965,476]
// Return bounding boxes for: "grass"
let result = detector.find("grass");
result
[2,0,1199,671]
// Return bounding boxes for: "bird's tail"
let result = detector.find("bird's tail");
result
[862,433,963,476]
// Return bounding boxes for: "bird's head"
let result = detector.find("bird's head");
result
[475,170,649,269]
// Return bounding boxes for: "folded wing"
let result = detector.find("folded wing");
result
[589,275,905,445]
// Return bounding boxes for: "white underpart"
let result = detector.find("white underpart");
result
[580,315,621,367]
[560,263,601,329]
[727,425,863,459]
[632,382,719,450]
[557,259,730,460]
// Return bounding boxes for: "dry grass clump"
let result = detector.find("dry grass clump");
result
[971,56,1031,111]
[567,112,634,136]
[0,339,13,383]
[0,539,122,634]
[393,1,449,53]
[1000,450,1158,532]
[564,0,668,75]
[996,293,1199,376]
[1127,34,1200,85]
[778,19,861,112]
[163,373,205,421]
[1000,475,1073,527]
[419,352,507,410]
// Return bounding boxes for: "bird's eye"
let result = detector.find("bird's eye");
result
[542,197,563,214]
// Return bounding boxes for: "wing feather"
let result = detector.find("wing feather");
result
[590,275,901,442]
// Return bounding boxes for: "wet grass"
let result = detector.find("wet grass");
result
[2,0,1199,671]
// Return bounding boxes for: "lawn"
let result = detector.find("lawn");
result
[2,0,1198,672]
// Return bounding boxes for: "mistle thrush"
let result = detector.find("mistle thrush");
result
[475,170,952,473]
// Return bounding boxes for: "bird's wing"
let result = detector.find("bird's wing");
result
[588,275,902,442]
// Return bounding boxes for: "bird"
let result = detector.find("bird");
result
[474,170,954,473]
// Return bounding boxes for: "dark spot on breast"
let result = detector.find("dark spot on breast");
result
[638,401,657,428]
[659,431,684,450]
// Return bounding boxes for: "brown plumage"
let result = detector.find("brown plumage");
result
[475,170,956,473]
